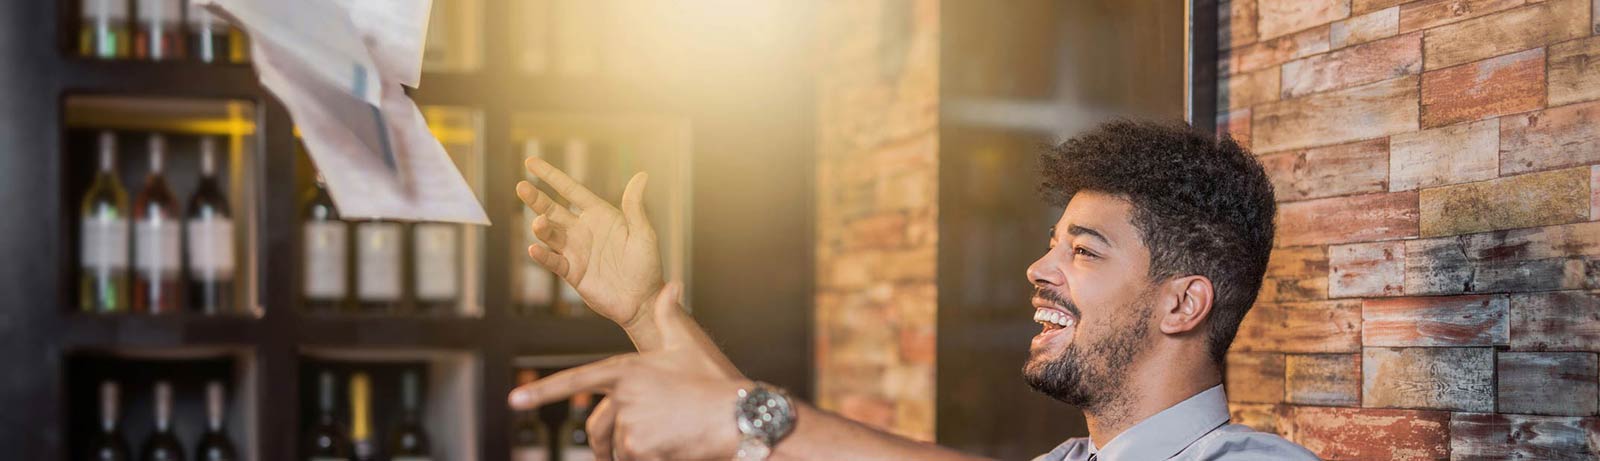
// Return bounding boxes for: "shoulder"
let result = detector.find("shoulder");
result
[1182,424,1319,461]
[1031,437,1092,461]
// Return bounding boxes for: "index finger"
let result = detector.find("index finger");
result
[525,156,605,210]
[508,354,634,410]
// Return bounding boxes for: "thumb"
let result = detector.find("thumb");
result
[620,172,653,238]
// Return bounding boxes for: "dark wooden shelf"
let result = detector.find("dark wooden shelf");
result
[295,314,489,349]
[61,313,265,350]
[57,58,263,99]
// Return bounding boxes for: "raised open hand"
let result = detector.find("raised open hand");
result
[516,156,663,331]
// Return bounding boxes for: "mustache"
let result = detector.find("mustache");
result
[1033,287,1081,318]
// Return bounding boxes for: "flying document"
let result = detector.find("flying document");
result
[194,0,489,225]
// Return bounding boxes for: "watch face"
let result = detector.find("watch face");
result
[737,386,795,444]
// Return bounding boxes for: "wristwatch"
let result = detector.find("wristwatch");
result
[734,382,797,461]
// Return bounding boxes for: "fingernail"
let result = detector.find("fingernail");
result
[509,390,531,408]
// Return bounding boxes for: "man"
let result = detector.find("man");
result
[509,119,1318,460]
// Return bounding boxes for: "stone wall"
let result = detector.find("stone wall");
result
[1218,0,1600,458]
[814,0,940,441]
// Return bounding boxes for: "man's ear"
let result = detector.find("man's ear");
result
[1159,275,1214,335]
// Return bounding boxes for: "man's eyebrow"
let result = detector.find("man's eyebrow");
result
[1067,224,1112,246]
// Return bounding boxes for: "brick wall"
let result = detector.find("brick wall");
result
[1219,0,1600,458]
[814,0,940,441]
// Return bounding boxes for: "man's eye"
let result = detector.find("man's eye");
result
[1073,247,1097,258]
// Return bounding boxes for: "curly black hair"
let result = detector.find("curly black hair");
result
[1039,119,1276,367]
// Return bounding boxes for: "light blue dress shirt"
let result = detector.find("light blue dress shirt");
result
[1032,385,1318,461]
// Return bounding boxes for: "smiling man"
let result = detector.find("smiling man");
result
[509,119,1318,461]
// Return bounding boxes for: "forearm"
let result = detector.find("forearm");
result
[770,402,992,461]
[623,297,742,378]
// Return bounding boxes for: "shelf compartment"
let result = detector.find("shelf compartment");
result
[65,347,259,461]
[299,347,480,461]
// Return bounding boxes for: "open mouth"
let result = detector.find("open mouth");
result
[1033,308,1077,334]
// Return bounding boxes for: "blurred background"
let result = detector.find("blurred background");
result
[7,0,1600,459]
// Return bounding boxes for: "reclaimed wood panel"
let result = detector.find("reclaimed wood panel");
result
[1501,100,1600,176]
[1450,413,1600,460]
[1258,0,1351,39]
[1362,347,1494,411]
[1389,119,1498,191]
[1421,0,1589,70]
[1218,108,1252,149]
[1258,138,1389,202]
[1497,352,1600,416]
[1286,354,1361,405]
[1282,32,1420,99]
[1222,67,1281,110]
[1419,48,1544,128]
[1228,402,1286,435]
[1253,75,1419,153]
[1549,36,1600,107]
[1260,246,1331,302]
[1353,0,1408,15]
[1593,166,1599,222]
[1286,406,1451,460]
[1222,0,1262,48]
[1398,0,1526,33]
[1331,6,1399,48]
[1362,295,1509,346]
[1228,26,1331,74]
[1419,167,1590,237]
[1329,240,1405,298]
[1511,290,1600,351]
[1226,352,1287,403]
[1404,228,1600,296]
[1233,301,1363,353]
[1277,191,1419,247]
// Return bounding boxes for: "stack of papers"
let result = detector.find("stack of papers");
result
[196,0,490,225]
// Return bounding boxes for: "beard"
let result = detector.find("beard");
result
[1022,287,1151,412]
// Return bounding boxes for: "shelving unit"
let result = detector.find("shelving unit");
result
[2,1,819,460]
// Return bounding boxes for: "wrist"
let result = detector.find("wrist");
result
[622,286,668,351]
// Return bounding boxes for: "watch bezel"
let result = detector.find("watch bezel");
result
[736,383,796,447]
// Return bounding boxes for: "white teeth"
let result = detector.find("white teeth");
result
[1033,308,1074,328]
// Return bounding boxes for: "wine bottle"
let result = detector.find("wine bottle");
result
[302,174,348,312]
[349,373,379,461]
[557,393,594,461]
[186,136,234,315]
[185,5,230,64]
[305,372,350,461]
[82,131,130,313]
[516,140,556,315]
[411,221,459,314]
[79,0,130,58]
[510,370,551,461]
[388,370,432,460]
[133,0,184,60]
[194,381,237,461]
[354,219,405,313]
[139,381,186,461]
[553,139,588,318]
[87,381,132,461]
[133,134,183,314]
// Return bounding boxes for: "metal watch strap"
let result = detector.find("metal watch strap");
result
[734,382,795,461]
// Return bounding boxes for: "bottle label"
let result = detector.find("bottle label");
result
[186,218,235,280]
[135,218,181,275]
[561,446,595,461]
[303,222,347,299]
[412,223,459,301]
[309,458,347,461]
[81,216,128,270]
[393,457,434,461]
[356,222,403,301]
[513,448,551,461]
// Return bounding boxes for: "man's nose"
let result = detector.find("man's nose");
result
[1026,249,1065,289]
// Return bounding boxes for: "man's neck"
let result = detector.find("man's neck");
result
[1081,353,1221,449]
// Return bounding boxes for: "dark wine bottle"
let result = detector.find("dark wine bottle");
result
[349,373,379,461]
[305,371,350,461]
[510,370,551,461]
[302,174,349,312]
[388,370,432,460]
[87,381,132,461]
[133,133,182,314]
[133,0,184,60]
[79,0,130,58]
[186,136,234,314]
[139,381,186,461]
[557,393,594,461]
[194,381,237,461]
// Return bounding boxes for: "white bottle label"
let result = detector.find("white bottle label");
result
[81,216,129,270]
[356,222,403,301]
[393,457,434,461]
[309,458,348,461]
[303,221,347,299]
[135,218,181,276]
[514,448,551,461]
[561,446,595,461]
[413,223,459,301]
[185,218,235,281]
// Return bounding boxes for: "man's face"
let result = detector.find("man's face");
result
[1022,191,1156,409]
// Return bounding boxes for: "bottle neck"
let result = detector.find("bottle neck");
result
[97,132,116,173]
[147,139,166,174]
[99,382,119,433]
[153,382,173,432]
[205,382,226,431]
[319,372,336,423]
[349,374,371,442]
[199,138,217,178]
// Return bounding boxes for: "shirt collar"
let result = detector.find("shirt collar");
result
[1093,384,1231,460]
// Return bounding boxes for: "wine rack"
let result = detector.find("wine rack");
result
[2,0,819,460]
